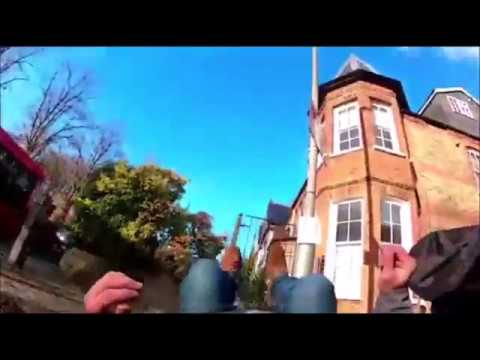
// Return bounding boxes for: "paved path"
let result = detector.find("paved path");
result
[1,270,84,313]
[1,243,85,313]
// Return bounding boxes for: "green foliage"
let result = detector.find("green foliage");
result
[238,255,270,310]
[154,212,224,281]
[69,161,224,273]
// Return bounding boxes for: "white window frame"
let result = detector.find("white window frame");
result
[380,198,413,252]
[372,102,400,154]
[468,148,480,190]
[334,200,363,246]
[333,101,362,155]
[447,95,474,119]
[324,198,364,300]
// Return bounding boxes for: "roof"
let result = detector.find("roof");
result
[419,87,480,114]
[266,201,291,225]
[318,69,410,111]
[291,179,307,210]
[336,54,378,78]
[0,127,46,180]
[403,109,480,140]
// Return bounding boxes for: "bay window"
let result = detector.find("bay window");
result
[373,102,400,153]
[333,101,362,154]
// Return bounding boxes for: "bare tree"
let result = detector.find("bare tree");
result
[0,47,40,126]
[19,64,94,159]
[40,127,122,222]
[69,127,121,191]
[0,47,39,89]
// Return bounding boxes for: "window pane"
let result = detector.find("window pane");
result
[383,130,391,140]
[350,128,359,138]
[337,203,349,221]
[447,96,459,113]
[392,204,401,223]
[384,140,393,149]
[350,138,360,148]
[338,117,348,130]
[340,141,349,151]
[392,225,402,244]
[349,221,361,241]
[376,128,381,137]
[381,224,391,243]
[376,137,383,146]
[382,202,390,223]
[336,223,348,242]
[340,130,348,141]
[350,201,361,220]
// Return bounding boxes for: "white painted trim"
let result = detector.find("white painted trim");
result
[401,201,414,252]
[328,148,363,158]
[418,87,480,115]
[446,95,475,119]
[468,148,480,171]
[333,101,362,155]
[373,145,407,158]
[381,198,413,252]
[325,198,364,300]
[372,102,401,153]
[324,202,338,283]
[468,148,480,189]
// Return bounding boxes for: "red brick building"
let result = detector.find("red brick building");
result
[257,54,479,313]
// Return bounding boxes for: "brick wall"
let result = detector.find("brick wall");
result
[285,80,479,313]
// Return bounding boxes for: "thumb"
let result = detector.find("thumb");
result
[381,245,395,273]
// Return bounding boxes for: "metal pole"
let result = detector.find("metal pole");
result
[230,213,243,247]
[292,47,319,278]
[292,134,318,277]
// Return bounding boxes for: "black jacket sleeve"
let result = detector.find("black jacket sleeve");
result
[372,287,413,313]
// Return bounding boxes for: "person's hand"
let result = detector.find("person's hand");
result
[84,271,143,314]
[221,245,242,273]
[378,245,416,294]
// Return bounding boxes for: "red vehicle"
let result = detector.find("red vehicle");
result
[0,127,46,243]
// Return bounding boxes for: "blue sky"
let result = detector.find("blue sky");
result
[2,46,479,255]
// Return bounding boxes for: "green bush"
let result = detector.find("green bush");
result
[69,161,224,275]
[238,256,270,310]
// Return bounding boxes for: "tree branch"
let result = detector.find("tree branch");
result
[0,47,40,88]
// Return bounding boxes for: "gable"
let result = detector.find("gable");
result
[420,89,479,138]
[419,87,479,114]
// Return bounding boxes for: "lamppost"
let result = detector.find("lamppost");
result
[292,47,322,278]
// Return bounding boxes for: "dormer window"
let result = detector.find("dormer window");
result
[447,95,474,119]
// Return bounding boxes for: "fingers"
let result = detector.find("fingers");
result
[398,251,417,273]
[86,271,143,301]
[381,245,395,273]
[385,245,416,272]
[84,272,143,314]
[393,245,409,260]
[114,303,133,314]
[85,288,140,314]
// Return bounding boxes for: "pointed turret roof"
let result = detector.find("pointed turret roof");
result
[336,54,377,78]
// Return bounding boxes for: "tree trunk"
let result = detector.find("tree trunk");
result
[7,182,49,267]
